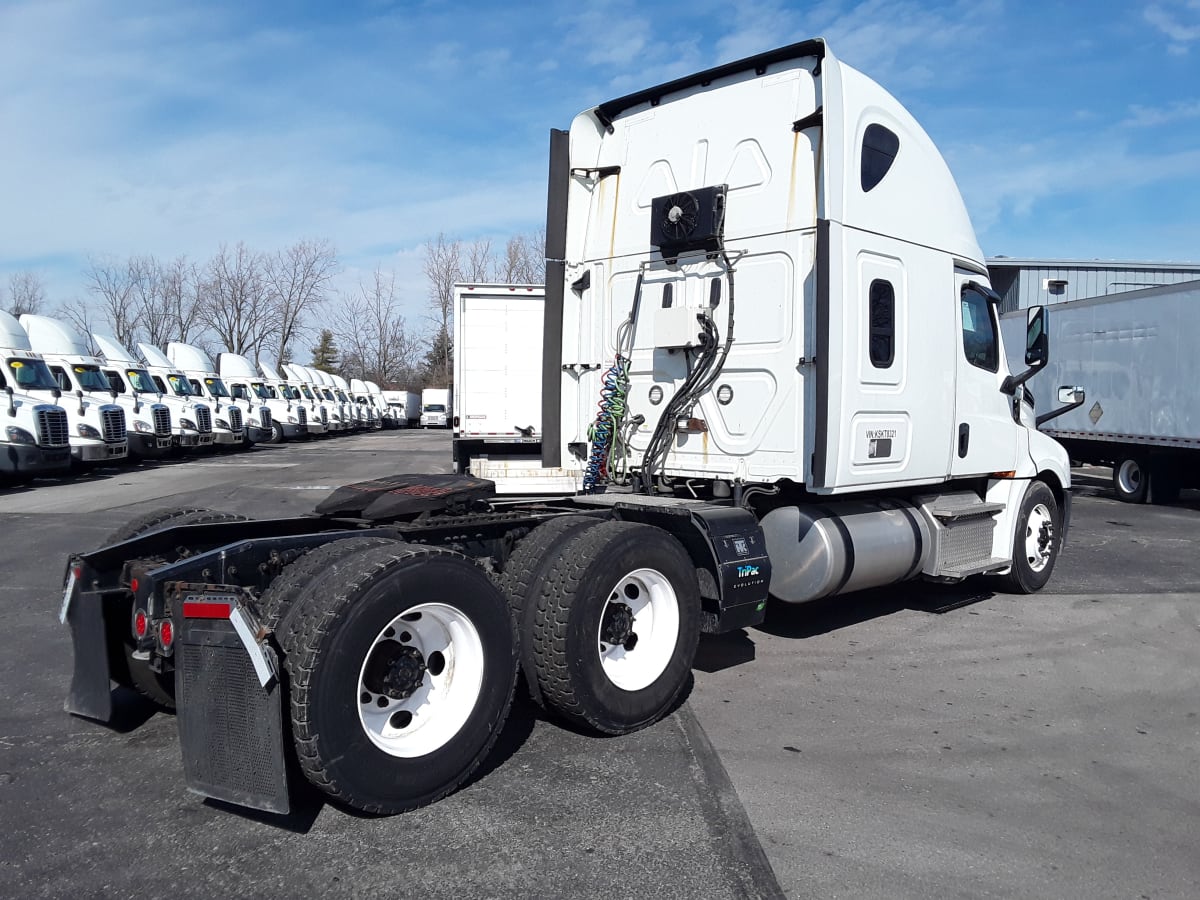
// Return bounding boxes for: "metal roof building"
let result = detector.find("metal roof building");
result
[986,258,1200,313]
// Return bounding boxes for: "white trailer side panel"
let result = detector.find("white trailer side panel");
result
[454,285,544,439]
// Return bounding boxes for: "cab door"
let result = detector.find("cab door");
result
[950,270,1018,477]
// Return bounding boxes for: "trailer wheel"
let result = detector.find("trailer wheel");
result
[102,507,250,709]
[279,544,517,814]
[1113,457,1148,503]
[257,535,403,629]
[498,515,604,707]
[530,521,701,735]
[999,480,1061,594]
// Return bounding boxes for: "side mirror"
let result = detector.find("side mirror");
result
[5,385,14,417]
[1037,385,1086,428]
[76,388,85,416]
[1024,305,1048,368]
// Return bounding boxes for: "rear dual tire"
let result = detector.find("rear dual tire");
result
[522,520,701,735]
[276,544,517,815]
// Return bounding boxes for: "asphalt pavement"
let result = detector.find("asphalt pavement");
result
[1,436,1197,899]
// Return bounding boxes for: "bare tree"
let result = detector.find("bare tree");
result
[499,230,545,284]
[56,297,98,348]
[334,268,420,387]
[5,270,48,317]
[159,255,205,343]
[86,256,141,348]
[422,234,461,385]
[263,238,338,364]
[463,238,494,282]
[200,242,272,356]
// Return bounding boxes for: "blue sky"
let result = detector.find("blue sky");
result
[2,0,1198,326]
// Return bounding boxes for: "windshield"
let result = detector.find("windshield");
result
[336,390,349,402]
[298,383,314,400]
[280,384,301,400]
[125,368,159,394]
[71,364,113,392]
[424,404,446,413]
[203,377,230,398]
[166,374,194,397]
[5,357,60,391]
[321,388,336,401]
[249,381,272,400]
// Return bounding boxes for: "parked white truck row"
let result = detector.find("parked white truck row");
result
[1,309,409,482]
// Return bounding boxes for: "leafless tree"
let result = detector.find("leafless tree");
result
[423,234,461,385]
[86,256,141,348]
[499,230,545,284]
[159,255,206,344]
[200,242,272,356]
[335,268,421,387]
[5,270,48,317]
[56,297,99,350]
[463,238,494,283]
[263,238,338,364]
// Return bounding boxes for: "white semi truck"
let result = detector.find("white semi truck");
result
[93,334,217,453]
[166,342,260,449]
[135,342,217,450]
[5,315,127,466]
[420,387,451,428]
[280,364,333,434]
[62,40,1075,819]
[259,357,325,438]
[1002,279,1197,504]
[452,283,544,477]
[219,352,304,444]
[21,315,171,462]
[0,310,72,479]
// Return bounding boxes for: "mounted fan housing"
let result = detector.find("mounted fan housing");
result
[650,184,728,257]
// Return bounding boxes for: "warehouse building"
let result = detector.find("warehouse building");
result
[986,258,1200,313]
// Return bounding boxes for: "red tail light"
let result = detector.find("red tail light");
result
[133,609,148,638]
[130,577,140,593]
[182,601,232,619]
[158,620,173,649]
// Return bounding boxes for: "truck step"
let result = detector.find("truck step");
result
[923,495,1006,521]
[936,556,1009,579]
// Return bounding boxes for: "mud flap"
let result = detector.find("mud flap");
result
[63,587,114,722]
[175,595,290,814]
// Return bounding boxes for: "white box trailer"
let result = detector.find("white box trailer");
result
[382,390,420,426]
[1002,279,1200,503]
[62,40,1076,820]
[452,283,544,475]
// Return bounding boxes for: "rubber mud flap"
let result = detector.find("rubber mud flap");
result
[176,612,290,814]
[64,591,113,722]
[314,473,495,519]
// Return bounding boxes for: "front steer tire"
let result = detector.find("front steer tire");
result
[530,520,701,735]
[277,544,518,815]
[998,480,1061,594]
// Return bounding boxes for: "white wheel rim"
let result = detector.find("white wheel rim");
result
[595,567,680,692]
[356,602,484,758]
[1024,502,1054,573]
[1117,460,1142,494]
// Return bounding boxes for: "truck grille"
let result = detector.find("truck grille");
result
[152,405,171,436]
[261,408,272,429]
[101,406,126,443]
[35,406,70,447]
[228,406,243,432]
[195,405,212,434]
[320,407,328,425]
[296,406,306,425]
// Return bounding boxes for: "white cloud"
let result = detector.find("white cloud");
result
[1145,1,1200,53]
[1122,100,1200,127]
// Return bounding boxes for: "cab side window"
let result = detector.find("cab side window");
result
[49,365,72,392]
[960,287,999,372]
[105,370,125,393]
